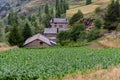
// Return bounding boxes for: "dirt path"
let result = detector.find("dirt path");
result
[63,67,120,80]
[87,43,103,49]
[0,43,18,52]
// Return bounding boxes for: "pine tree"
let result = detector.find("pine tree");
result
[43,14,51,28]
[104,0,120,30]
[8,12,18,26]
[69,10,83,25]
[55,0,61,17]
[86,0,92,5]
[45,3,49,14]
[22,23,32,41]
[70,23,85,41]
[8,25,23,47]
[55,0,69,17]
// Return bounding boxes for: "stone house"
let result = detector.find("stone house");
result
[24,18,69,48]
[50,18,68,28]
[24,34,56,48]
[44,28,69,42]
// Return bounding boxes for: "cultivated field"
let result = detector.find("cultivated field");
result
[0,47,120,80]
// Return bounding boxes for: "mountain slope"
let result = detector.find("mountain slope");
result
[0,0,80,18]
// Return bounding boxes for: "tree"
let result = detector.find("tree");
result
[94,19,102,29]
[44,3,49,14]
[104,0,120,30]
[8,25,23,47]
[86,0,92,5]
[43,14,51,28]
[117,23,120,31]
[70,23,85,41]
[55,0,68,17]
[87,28,100,41]
[8,12,18,26]
[57,30,70,46]
[22,23,32,41]
[69,10,83,25]
[0,20,5,42]
[95,7,102,14]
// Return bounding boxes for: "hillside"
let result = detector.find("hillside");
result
[67,0,110,17]
[0,0,110,18]
[0,0,82,18]
[0,0,52,18]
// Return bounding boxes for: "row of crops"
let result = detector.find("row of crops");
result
[0,47,120,80]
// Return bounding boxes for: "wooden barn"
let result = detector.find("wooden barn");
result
[24,34,56,48]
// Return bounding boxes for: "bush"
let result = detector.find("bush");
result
[69,10,83,25]
[86,0,92,5]
[70,23,85,41]
[87,28,100,42]
[95,7,102,14]
[94,19,102,29]
[57,30,70,46]
[117,23,120,31]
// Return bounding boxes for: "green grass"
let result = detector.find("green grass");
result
[0,47,120,80]
[67,0,110,17]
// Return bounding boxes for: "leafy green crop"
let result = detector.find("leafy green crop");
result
[0,47,120,80]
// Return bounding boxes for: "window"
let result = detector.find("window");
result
[59,25,63,28]
[40,42,43,45]
[54,25,57,27]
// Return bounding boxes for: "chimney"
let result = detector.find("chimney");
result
[57,28,59,33]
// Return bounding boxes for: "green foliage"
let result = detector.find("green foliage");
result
[0,20,5,42]
[8,25,23,47]
[94,19,102,29]
[22,23,32,41]
[57,30,70,46]
[70,23,85,41]
[42,14,51,28]
[86,0,92,5]
[69,10,83,25]
[57,23,87,46]
[8,12,18,26]
[1,47,120,79]
[95,7,102,14]
[55,0,69,17]
[45,3,49,14]
[104,0,120,30]
[87,28,100,42]
[117,23,120,31]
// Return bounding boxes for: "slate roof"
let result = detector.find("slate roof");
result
[44,28,70,34]
[59,28,70,32]
[24,34,52,46]
[50,18,68,24]
[44,28,57,34]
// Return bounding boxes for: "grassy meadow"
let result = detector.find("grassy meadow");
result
[67,0,110,17]
[0,47,120,80]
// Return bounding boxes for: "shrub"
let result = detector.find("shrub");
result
[69,10,83,25]
[70,23,85,41]
[86,0,92,5]
[57,30,70,46]
[117,23,120,31]
[94,19,102,29]
[95,7,102,14]
[87,28,100,41]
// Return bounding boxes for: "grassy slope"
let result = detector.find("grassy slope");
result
[0,47,120,79]
[67,0,110,17]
